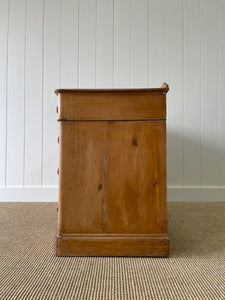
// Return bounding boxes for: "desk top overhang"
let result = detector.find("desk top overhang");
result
[55,83,169,121]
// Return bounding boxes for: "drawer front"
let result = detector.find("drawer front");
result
[57,91,166,121]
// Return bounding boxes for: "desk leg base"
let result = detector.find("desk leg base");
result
[55,234,169,257]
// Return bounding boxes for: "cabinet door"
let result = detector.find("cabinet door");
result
[106,121,167,234]
[58,121,106,234]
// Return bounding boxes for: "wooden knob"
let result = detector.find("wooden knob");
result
[57,137,60,143]
[57,168,59,175]
[161,82,169,92]
[56,106,58,114]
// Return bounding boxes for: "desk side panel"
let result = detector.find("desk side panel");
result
[58,121,106,234]
[106,121,167,234]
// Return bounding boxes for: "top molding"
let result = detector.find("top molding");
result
[55,83,169,96]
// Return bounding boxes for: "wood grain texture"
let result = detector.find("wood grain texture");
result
[56,87,169,256]
[55,234,169,257]
[106,121,167,234]
[58,121,105,234]
[57,90,167,121]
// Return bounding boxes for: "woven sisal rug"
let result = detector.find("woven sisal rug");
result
[0,202,224,299]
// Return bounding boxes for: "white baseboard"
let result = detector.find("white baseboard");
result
[0,187,58,202]
[0,187,224,202]
[168,187,225,202]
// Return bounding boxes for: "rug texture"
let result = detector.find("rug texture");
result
[0,202,224,300]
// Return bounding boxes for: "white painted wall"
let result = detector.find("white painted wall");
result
[0,0,225,201]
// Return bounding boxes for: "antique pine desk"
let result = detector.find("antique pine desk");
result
[55,83,169,257]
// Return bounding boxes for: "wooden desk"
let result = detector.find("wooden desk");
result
[55,83,169,256]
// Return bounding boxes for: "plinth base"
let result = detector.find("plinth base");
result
[55,234,169,257]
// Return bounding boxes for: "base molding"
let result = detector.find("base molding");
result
[55,233,169,257]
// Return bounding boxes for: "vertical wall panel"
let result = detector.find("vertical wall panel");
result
[166,0,183,186]
[1,0,225,195]
[114,0,131,87]
[61,0,78,88]
[0,0,9,186]
[96,0,114,88]
[201,0,219,186]
[42,0,60,186]
[7,0,26,186]
[217,0,225,186]
[149,0,166,87]
[79,0,96,88]
[131,0,148,87]
[183,0,201,186]
[24,0,43,186]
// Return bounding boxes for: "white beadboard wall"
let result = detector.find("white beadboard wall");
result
[0,0,225,202]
